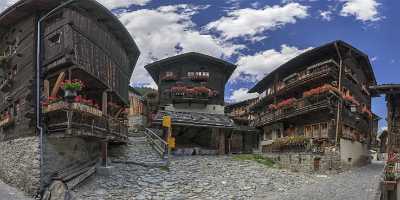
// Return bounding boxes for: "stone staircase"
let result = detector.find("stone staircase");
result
[109,132,168,167]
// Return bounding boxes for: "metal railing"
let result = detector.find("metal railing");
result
[144,128,169,161]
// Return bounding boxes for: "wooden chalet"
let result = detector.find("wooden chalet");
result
[225,98,260,153]
[127,87,156,131]
[370,84,400,152]
[145,52,246,155]
[0,0,139,194]
[249,40,377,166]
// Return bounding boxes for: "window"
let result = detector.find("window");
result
[312,124,320,138]
[321,123,328,138]
[48,33,62,46]
[187,72,194,77]
[165,71,174,76]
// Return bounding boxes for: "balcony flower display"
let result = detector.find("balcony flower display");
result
[268,104,277,111]
[194,86,211,97]
[303,84,340,98]
[361,106,373,119]
[384,152,398,190]
[171,86,187,96]
[270,135,309,149]
[343,95,360,106]
[276,98,296,109]
[61,79,84,101]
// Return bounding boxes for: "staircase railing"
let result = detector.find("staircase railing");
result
[144,128,170,161]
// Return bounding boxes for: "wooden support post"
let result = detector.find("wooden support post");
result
[101,141,108,167]
[102,91,108,116]
[51,71,65,97]
[218,129,225,155]
[114,107,124,118]
[44,80,50,99]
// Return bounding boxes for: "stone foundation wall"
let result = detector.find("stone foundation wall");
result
[43,137,100,186]
[262,152,342,173]
[0,136,40,195]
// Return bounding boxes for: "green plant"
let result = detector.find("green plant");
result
[61,79,84,91]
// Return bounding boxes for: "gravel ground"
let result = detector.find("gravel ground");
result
[0,179,33,200]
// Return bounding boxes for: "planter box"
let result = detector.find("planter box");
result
[383,181,396,191]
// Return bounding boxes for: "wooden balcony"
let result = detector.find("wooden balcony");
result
[251,95,336,127]
[251,60,338,110]
[172,95,209,104]
[44,102,128,143]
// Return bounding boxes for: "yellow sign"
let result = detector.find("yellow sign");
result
[168,137,176,149]
[162,116,172,128]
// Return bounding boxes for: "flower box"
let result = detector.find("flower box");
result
[383,181,396,191]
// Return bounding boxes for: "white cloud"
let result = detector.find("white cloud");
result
[0,0,18,13]
[339,0,381,22]
[231,45,313,82]
[118,4,244,87]
[228,88,259,103]
[319,10,333,21]
[206,3,309,41]
[95,0,151,9]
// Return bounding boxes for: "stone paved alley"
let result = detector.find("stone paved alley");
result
[73,156,384,200]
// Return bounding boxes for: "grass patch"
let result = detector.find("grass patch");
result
[159,165,170,172]
[233,154,276,168]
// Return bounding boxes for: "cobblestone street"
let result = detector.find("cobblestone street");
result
[74,156,318,200]
[71,137,385,200]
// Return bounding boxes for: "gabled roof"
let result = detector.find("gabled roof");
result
[249,40,377,93]
[145,52,237,84]
[0,0,140,72]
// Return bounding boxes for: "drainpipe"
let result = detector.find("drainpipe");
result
[36,0,78,192]
[334,42,343,148]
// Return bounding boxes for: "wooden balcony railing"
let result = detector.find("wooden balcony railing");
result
[250,60,338,110]
[251,95,335,127]
[44,102,128,142]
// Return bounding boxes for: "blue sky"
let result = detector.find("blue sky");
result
[113,0,396,131]
[2,0,396,131]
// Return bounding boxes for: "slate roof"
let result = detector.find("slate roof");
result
[153,110,235,128]
[249,40,376,93]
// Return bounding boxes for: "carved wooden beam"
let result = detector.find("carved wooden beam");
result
[51,72,65,97]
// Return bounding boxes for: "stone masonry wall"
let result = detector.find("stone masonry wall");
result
[0,136,40,195]
[262,152,342,173]
[43,137,100,186]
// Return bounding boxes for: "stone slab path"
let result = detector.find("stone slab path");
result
[0,179,33,200]
[262,161,384,200]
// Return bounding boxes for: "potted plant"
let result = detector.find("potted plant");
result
[61,79,84,102]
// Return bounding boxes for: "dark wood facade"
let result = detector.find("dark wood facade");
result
[146,52,238,154]
[145,52,236,107]
[249,41,376,154]
[370,84,400,152]
[0,0,140,143]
